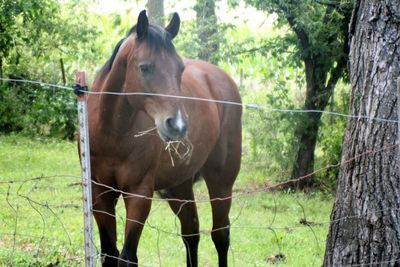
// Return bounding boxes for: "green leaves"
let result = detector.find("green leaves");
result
[243,0,352,71]
[0,0,98,139]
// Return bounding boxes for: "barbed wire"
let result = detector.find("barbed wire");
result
[1,77,399,266]
[2,171,398,266]
[0,77,398,124]
[2,176,399,267]
[1,143,397,229]
[3,142,395,212]
[54,144,400,206]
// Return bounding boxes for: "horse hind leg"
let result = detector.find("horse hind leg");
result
[92,185,121,267]
[202,173,234,267]
[161,178,200,267]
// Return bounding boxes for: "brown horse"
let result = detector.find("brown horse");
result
[86,10,241,267]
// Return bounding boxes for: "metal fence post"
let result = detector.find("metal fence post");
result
[75,71,96,267]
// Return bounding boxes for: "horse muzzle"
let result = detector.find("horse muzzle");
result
[158,109,188,141]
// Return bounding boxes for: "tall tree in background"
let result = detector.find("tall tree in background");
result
[194,0,219,63]
[245,0,352,188]
[146,0,164,26]
[323,0,400,265]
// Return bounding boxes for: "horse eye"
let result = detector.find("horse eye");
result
[139,63,153,74]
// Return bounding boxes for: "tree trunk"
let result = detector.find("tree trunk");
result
[285,5,351,189]
[323,0,400,265]
[0,57,3,81]
[291,112,322,188]
[146,0,164,26]
[289,56,346,189]
[59,58,66,86]
[194,0,218,63]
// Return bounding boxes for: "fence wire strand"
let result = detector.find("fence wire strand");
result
[0,77,398,124]
[1,142,398,265]
[1,77,399,266]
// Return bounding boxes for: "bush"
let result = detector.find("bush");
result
[0,82,77,140]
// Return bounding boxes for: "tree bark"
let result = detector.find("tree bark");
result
[146,0,164,26]
[323,0,400,265]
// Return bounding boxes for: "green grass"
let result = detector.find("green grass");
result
[0,134,334,266]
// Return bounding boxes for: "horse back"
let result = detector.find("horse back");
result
[182,59,242,132]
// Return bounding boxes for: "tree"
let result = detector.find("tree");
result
[146,0,164,26]
[244,0,352,188]
[194,0,219,63]
[0,0,97,138]
[0,1,56,78]
[323,0,400,265]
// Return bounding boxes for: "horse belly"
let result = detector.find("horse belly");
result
[153,150,208,190]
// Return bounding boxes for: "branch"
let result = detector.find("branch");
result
[326,6,351,91]
[315,0,340,8]
[233,44,271,55]
[272,2,311,55]
[232,41,294,56]
[326,55,347,93]
[285,15,310,53]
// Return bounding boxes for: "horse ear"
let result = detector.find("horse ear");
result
[137,10,149,40]
[165,12,180,40]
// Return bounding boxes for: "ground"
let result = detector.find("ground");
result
[0,134,333,266]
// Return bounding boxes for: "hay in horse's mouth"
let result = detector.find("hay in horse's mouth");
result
[133,126,158,138]
[164,138,193,167]
[134,126,193,167]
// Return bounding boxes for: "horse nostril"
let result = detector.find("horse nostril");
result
[165,114,188,137]
[166,117,175,131]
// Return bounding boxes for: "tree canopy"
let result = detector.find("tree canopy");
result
[240,0,352,187]
[0,0,97,139]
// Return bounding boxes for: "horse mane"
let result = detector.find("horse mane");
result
[99,23,176,80]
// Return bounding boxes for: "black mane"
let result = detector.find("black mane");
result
[99,24,176,79]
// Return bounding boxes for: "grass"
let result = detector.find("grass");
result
[0,134,334,266]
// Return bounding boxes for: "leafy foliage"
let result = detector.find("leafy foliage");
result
[239,0,352,68]
[0,0,97,139]
[231,0,352,187]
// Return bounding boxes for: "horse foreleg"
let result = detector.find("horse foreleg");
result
[203,171,235,267]
[92,187,120,267]
[202,126,241,267]
[119,188,153,267]
[208,189,232,267]
[162,178,200,267]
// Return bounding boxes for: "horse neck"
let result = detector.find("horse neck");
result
[96,65,138,135]
[98,91,137,136]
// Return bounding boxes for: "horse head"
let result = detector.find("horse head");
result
[123,10,187,142]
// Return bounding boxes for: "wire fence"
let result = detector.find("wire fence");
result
[1,77,398,124]
[0,77,399,266]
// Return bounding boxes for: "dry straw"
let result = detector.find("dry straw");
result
[134,126,194,167]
